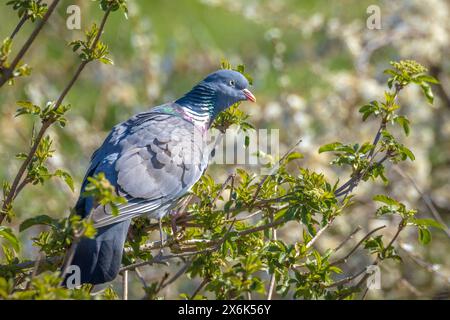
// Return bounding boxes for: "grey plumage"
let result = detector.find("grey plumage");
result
[80,107,208,228]
[66,69,255,285]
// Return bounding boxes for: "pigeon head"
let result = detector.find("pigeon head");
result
[202,69,256,108]
[175,69,256,122]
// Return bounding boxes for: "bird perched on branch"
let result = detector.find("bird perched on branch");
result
[64,69,256,286]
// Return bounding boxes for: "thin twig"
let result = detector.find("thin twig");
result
[398,278,422,297]
[335,86,401,198]
[120,220,237,273]
[356,219,405,299]
[330,225,386,266]
[251,138,302,206]
[324,267,367,288]
[4,217,286,273]
[10,16,29,40]
[333,226,362,252]
[225,210,262,223]
[305,219,334,249]
[24,253,43,290]
[10,0,43,39]
[393,166,450,238]
[190,278,209,299]
[311,101,397,247]
[134,268,149,290]
[59,230,83,282]
[0,6,112,225]
[210,174,235,207]
[399,243,450,282]
[161,259,193,290]
[235,219,285,237]
[0,0,60,87]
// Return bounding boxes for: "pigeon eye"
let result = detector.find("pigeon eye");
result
[229,80,235,87]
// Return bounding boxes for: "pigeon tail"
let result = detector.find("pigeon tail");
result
[63,219,131,286]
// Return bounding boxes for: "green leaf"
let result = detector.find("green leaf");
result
[15,100,41,117]
[318,142,342,153]
[19,215,56,232]
[244,135,250,148]
[54,170,74,192]
[383,69,398,77]
[359,142,374,154]
[0,227,20,252]
[415,74,439,84]
[82,220,97,239]
[418,227,431,245]
[285,151,304,163]
[410,218,445,230]
[401,146,415,161]
[373,194,399,206]
[359,104,374,113]
[394,115,410,136]
[420,83,434,104]
[99,57,114,65]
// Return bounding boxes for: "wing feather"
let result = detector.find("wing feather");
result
[77,104,208,227]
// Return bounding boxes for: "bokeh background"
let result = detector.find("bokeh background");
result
[0,0,449,299]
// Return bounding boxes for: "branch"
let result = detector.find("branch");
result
[0,6,113,225]
[2,217,288,274]
[120,220,237,273]
[210,174,235,207]
[355,219,405,299]
[333,225,362,252]
[334,85,402,198]
[399,243,450,282]
[305,219,333,249]
[330,225,386,266]
[0,0,60,87]
[251,138,302,207]
[309,92,399,248]
[160,259,193,290]
[324,267,367,288]
[9,0,44,40]
[190,278,209,299]
[393,165,450,238]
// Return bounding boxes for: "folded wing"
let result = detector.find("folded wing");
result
[75,106,208,227]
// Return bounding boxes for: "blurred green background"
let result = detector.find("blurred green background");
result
[0,0,449,299]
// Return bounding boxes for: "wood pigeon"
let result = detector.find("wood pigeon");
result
[66,69,256,285]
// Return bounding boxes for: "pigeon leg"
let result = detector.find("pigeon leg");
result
[170,194,192,236]
[171,213,178,236]
[158,217,165,256]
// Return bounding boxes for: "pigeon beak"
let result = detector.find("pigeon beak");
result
[242,89,256,103]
